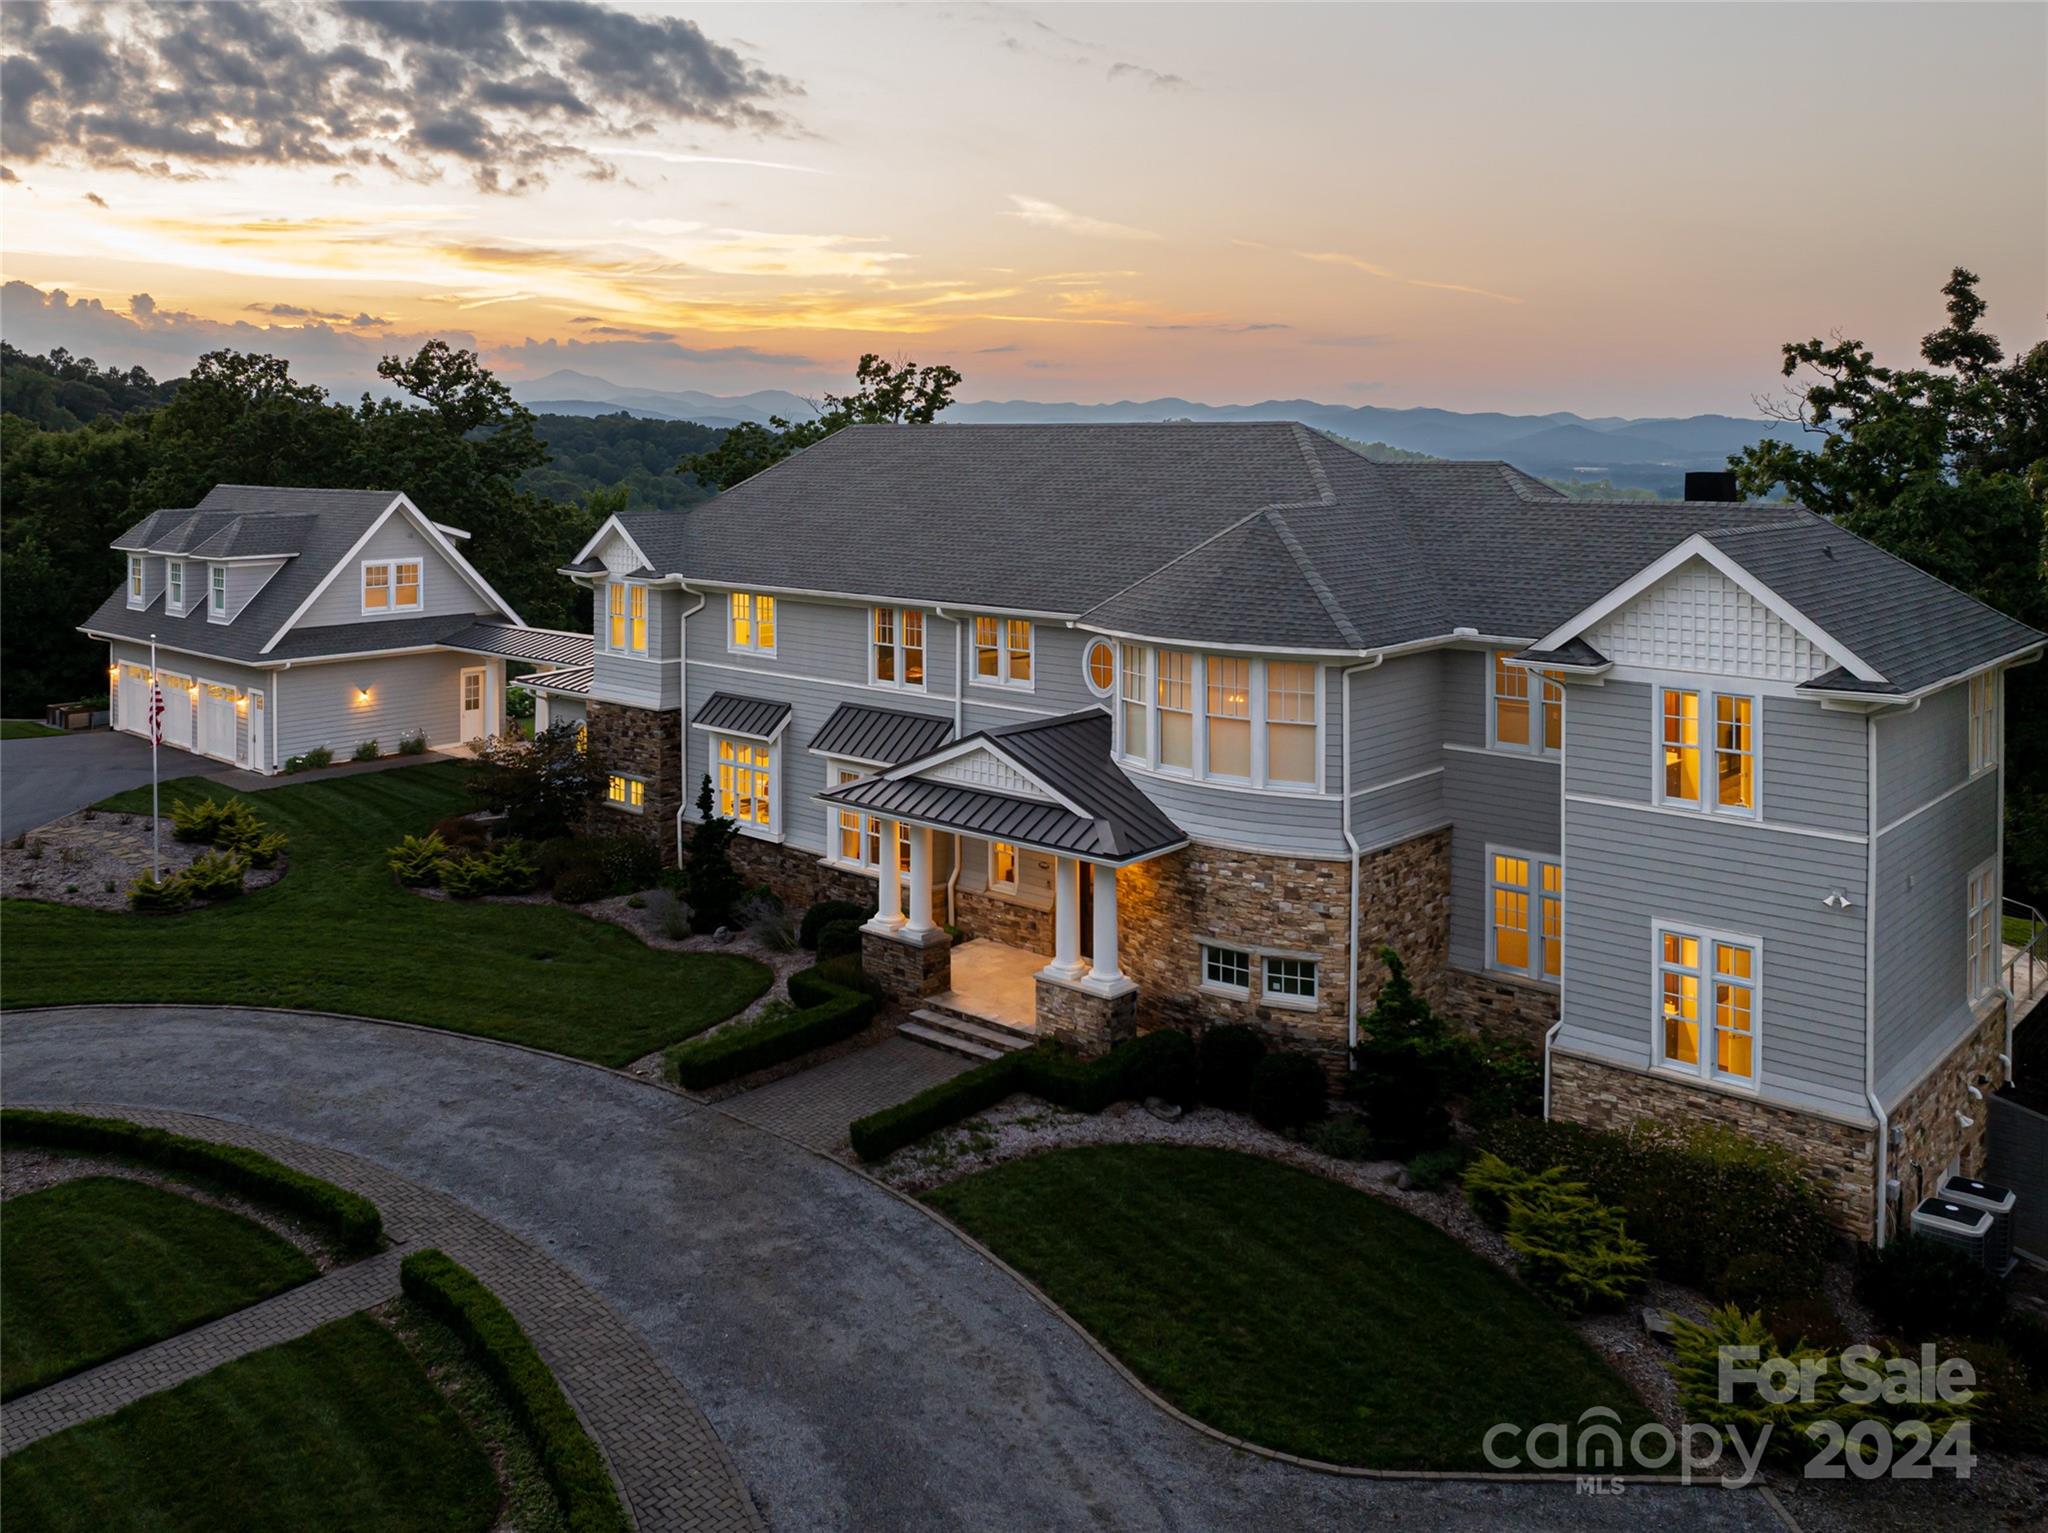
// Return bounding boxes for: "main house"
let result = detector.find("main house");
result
[82,485,589,771]
[544,423,2035,1243]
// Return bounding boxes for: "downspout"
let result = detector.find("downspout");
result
[1340,654,1384,1054]
[1996,655,2038,1083]
[1865,707,1889,1246]
[673,583,707,865]
[274,661,290,773]
[932,605,968,923]
[1543,681,1567,1120]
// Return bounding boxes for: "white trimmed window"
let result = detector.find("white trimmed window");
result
[1200,943,1252,998]
[1159,650,1197,772]
[828,763,885,870]
[1084,637,1117,697]
[128,555,145,603]
[715,735,776,831]
[1488,850,1562,983]
[1656,924,1759,1086]
[1118,644,1150,761]
[1657,685,1757,816]
[1969,672,1998,777]
[1114,645,1323,791]
[602,583,648,656]
[362,559,421,613]
[973,617,1033,688]
[988,840,1020,894]
[1967,860,1998,1003]
[1266,662,1319,786]
[729,592,774,655]
[1204,656,1250,778]
[1263,955,1319,1009]
[604,773,647,813]
[167,561,184,609]
[1491,650,1563,756]
[871,607,926,689]
[209,564,228,616]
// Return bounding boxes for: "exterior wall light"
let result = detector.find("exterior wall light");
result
[356,688,373,704]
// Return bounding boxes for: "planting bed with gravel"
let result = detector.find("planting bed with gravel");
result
[3,810,284,912]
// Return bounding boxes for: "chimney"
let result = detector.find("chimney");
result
[1684,470,1742,503]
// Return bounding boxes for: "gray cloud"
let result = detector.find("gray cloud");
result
[1107,62,1191,91]
[1,1,797,191]
[1309,333,1394,348]
[245,302,393,327]
[1145,321,1289,334]
[489,334,817,370]
[975,343,1022,354]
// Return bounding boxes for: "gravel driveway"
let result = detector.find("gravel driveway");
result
[0,1005,1786,1533]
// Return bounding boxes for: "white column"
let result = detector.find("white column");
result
[905,824,936,939]
[1084,861,1126,991]
[865,818,905,932]
[1041,856,1086,981]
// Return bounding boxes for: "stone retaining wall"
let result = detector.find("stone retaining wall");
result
[726,834,878,917]
[1437,968,1561,1049]
[862,926,951,1004]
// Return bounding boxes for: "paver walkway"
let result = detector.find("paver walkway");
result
[723,1037,971,1150]
[2,1006,1785,1533]
[3,1248,408,1452]
[0,1101,762,1533]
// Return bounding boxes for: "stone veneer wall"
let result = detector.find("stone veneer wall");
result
[862,927,951,1003]
[1885,1001,2008,1219]
[1036,976,1136,1057]
[726,834,878,917]
[1437,969,1562,1049]
[584,701,682,862]
[1352,827,1452,1012]
[1550,1051,1881,1238]
[954,888,1053,953]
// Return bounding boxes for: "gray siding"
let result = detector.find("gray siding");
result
[1762,697,1867,836]
[212,559,287,625]
[1873,771,1999,1102]
[111,639,272,768]
[1559,797,1870,1118]
[1350,652,1442,783]
[1131,770,1346,858]
[276,652,494,763]
[1875,680,1970,826]
[537,694,588,732]
[1441,648,1489,749]
[1445,748,1561,972]
[1566,679,1653,802]
[297,514,489,629]
[956,835,1057,906]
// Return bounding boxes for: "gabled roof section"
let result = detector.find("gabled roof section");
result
[569,514,657,574]
[808,702,954,765]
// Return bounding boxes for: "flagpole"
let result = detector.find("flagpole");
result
[149,634,161,882]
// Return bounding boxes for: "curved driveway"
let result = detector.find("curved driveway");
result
[3,1006,1780,1533]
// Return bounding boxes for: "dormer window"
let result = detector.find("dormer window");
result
[362,559,421,613]
[605,582,648,656]
[209,564,227,616]
[128,556,145,605]
[167,561,184,610]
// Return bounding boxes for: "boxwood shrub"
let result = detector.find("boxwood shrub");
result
[1196,1024,1266,1110]
[399,1249,629,1533]
[665,958,879,1090]
[0,1109,381,1252]
[1478,1116,1833,1293]
[800,898,873,950]
[1249,1051,1328,1134]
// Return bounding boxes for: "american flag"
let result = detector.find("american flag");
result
[148,681,165,746]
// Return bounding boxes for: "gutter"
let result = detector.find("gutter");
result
[673,584,709,865]
[933,605,967,738]
[1340,653,1385,1053]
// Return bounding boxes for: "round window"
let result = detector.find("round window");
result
[1084,637,1116,697]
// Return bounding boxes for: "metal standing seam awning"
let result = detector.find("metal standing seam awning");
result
[509,665,593,697]
[691,691,794,743]
[807,701,954,766]
[816,709,1186,867]
[439,622,595,667]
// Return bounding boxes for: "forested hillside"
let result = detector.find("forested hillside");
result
[523,414,722,510]
[1,344,181,428]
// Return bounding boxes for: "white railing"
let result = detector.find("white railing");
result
[2007,896,2046,1004]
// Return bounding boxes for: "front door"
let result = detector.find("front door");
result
[242,690,265,769]
[458,667,486,743]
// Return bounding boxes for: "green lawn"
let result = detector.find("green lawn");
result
[1,718,66,739]
[926,1144,1654,1471]
[2,1177,316,1400]
[0,764,769,1065]
[2007,913,2041,949]
[1,1314,499,1533]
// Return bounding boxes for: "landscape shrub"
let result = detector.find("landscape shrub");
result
[397,731,428,756]
[1304,1114,1374,1162]
[1478,1116,1832,1292]
[1196,1024,1266,1110]
[399,1250,629,1533]
[387,832,448,887]
[646,889,692,941]
[236,831,289,869]
[816,917,863,962]
[801,899,872,950]
[741,893,797,952]
[1404,1143,1471,1192]
[1459,1037,1543,1125]
[666,959,878,1090]
[538,835,662,904]
[170,795,234,842]
[1128,1028,1198,1106]
[1502,1181,1650,1313]
[431,814,489,851]
[1941,1335,2048,1453]
[684,776,744,932]
[1463,1152,1574,1229]
[1766,1296,1852,1354]
[465,723,608,840]
[179,850,249,900]
[127,872,194,913]
[1668,1306,1840,1464]
[1,1109,380,1251]
[284,746,334,773]
[1248,1051,1327,1134]
[548,860,612,905]
[1715,1252,1798,1316]
[1348,949,1456,1153]
[1855,1234,2006,1340]
[439,839,539,899]
[352,739,380,762]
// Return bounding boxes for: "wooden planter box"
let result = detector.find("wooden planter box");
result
[44,702,98,731]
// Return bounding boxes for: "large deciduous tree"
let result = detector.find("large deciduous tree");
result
[1733,268,2048,898]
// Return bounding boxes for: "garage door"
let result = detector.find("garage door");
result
[197,683,236,762]
[118,665,150,737]
[158,675,193,750]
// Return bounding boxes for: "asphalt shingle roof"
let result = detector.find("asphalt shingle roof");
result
[808,702,954,765]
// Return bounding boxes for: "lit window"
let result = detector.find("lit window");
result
[129,556,144,600]
[973,616,1034,687]
[716,736,774,829]
[729,592,774,655]
[1085,637,1116,696]
[168,562,184,607]
[1967,861,1997,1002]
[393,561,421,610]
[628,585,647,654]
[1657,925,1758,1085]
[608,583,626,650]
[1661,688,1701,804]
[1491,651,1562,754]
[1159,651,1196,771]
[1119,644,1149,760]
[1969,672,1998,777]
[871,607,925,689]
[210,564,227,615]
[362,563,390,611]
[1201,944,1252,996]
[1658,688,1757,816]
[1205,656,1250,778]
[1263,956,1319,1007]
[1489,851,1566,983]
[605,774,647,813]
[575,724,587,754]
[1714,694,1754,810]
[1265,661,1318,786]
[830,765,883,868]
[989,841,1019,894]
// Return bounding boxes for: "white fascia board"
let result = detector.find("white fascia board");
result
[1803,639,2047,707]
[570,515,653,571]
[876,735,1092,819]
[390,494,521,625]
[1531,534,1885,684]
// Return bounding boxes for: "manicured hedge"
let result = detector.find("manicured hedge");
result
[0,1109,381,1253]
[800,898,873,950]
[849,1030,1192,1162]
[399,1249,629,1533]
[665,957,878,1090]
[1478,1116,1834,1295]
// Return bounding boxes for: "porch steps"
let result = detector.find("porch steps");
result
[901,1009,1034,1062]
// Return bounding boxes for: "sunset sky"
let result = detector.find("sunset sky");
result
[2,1,2042,417]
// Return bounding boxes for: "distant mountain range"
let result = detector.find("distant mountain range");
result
[509,370,1808,495]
